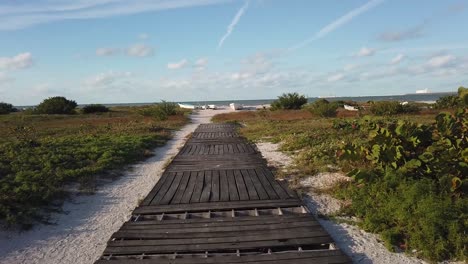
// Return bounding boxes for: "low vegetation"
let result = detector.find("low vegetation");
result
[0,102,17,115]
[0,102,188,228]
[138,101,181,120]
[307,99,339,117]
[213,93,467,262]
[270,92,308,110]
[434,86,468,109]
[82,104,109,114]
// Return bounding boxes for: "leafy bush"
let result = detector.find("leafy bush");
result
[36,96,77,114]
[271,93,308,110]
[138,101,179,120]
[0,102,17,115]
[369,101,404,115]
[82,104,109,114]
[434,87,468,109]
[339,110,467,261]
[308,99,338,117]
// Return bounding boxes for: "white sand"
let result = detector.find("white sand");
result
[0,108,233,264]
[256,142,427,264]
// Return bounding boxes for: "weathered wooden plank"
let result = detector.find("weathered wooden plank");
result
[134,200,301,214]
[210,170,220,202]
[226,170,239,201]
[180,171,198,204]
[190,171,205,203]
[150,172,176,205]
[253,168,279,199]
[241,169,259,200]
[159,172,183,205]
[199,171,212,202]
[247,169,269,200]
[104,237,332,254]
[96,250,351,264]
[234,170,249,201]
[141,172,170,206]
[170,171,191,204]
[258,167,290,200]
[219,170,229,202]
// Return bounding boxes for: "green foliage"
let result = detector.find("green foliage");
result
[0,108,187,228]
[82,104,109,114]
[138,101,180,120]
[307,99,339,117]
[369,101,419,115]
[35,96,78,114]
[434,88,467,109]
[270,93,308,110]
[339,110,467,261]
[0,102,17,115]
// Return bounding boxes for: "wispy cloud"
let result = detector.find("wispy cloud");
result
[0,0,230,31]
[96,47,120,57]
[0,52,34,71]
[126,43,154,57]
[355,47,376,57]
[217,0,250,50]
[390,54,405,65]
[167,59,189,70]
[289,0,385,51]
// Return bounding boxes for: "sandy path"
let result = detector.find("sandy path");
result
[0,108,232,264]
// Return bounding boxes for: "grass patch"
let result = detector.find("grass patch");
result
[0,107,188,228]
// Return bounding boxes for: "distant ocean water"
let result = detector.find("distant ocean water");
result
[16,92,457,108]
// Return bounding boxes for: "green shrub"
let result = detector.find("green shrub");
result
[35,96,77,114]
[271,93,308,110]
[0,102,17,115]
[369,101,401,115]
[308,99,338,117]
[138,101,179,120]
[339,110,467,261]
[434,95,461,109]
[82,104,109,114]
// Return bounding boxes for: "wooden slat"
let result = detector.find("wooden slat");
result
[234,170,249,200]
[190,171,205,203]
[159,172,183,205]
[96,250,351,264]
[219,170,229,201]
[199,171,212,202]
[210,170,220,202]
[150,172,176,205]
[226,170,239,201]
[170,171,191,204]
[180,171,198,204]
[134,200,302,214]
[241,169,259,200]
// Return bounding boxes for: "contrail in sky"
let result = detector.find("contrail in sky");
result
[218,0,250,50]
[288,0,385,52]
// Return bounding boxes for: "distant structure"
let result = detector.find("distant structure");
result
[416,88,429,94]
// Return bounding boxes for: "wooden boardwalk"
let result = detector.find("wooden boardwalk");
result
[96,123,351,263]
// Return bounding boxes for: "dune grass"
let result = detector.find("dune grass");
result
[0,107,189,228]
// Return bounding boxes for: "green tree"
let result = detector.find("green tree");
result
[270,93,308,110]
[36,96,78,114]
[0,102,17,115]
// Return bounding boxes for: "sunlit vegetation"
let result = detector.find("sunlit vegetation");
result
[0,103,189,228]
[270,92,308,110]
[212,94,467,262]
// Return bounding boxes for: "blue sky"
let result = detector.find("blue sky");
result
[0,0,467,105]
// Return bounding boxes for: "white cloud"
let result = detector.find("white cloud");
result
[356,47,376,57]
[218,0,250,49]
[84,71,132,87]
[0,52,33,70]
[167,59,188,70]
[289,0,385,51]
[126,43,154,57]
[390,54,405,65]
[344,64,359,71]
[195,58,208,67]
[96,47,120,56]
[426,54,455,68]
[0,0,231,31]
[328,73,345,82]
[231,72,251,80]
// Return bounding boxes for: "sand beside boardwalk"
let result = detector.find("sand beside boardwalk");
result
[0,108,233,264]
